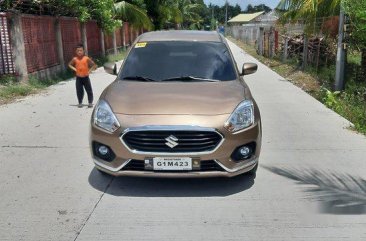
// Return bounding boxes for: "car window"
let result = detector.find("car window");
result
[118,41,237,81]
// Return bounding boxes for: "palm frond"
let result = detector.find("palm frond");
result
[263,165,366,214]
[277,0,340,31]
[114,1,153,30]
[160,0,203,29]
[168,6,183,24]
[276,0,291,11]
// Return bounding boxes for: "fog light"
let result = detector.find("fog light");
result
[98,145,109,156]
[92,142,116,162]
[230,143,256,162]
[239,146,251,157]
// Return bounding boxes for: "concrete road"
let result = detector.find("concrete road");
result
[0,40,365,241]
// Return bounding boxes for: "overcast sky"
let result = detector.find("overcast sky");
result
[203,0,280,9]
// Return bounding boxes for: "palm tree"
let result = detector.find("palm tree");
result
[175,0,203,29]
[114,1,153,30]
[276,0,340,29]
[157,1,182,29]
[159,0,203,29]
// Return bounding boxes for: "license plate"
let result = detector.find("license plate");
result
[153,157,192,171]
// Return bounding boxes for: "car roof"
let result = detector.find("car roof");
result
[138,30,223,43]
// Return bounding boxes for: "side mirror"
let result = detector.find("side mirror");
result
[241,63,258,76]
[104,62,117,76]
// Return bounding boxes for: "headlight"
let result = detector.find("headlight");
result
[93,100,120,133]
[224,100,254,133]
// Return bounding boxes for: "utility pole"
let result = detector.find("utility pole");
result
[225,0,228,34]
[212,6,214,30]
[335,2,346,91]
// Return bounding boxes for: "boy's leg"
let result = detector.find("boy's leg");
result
[75,77,84,105]
[83,76,94,106]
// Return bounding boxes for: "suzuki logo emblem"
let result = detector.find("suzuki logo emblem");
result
[165,135,179,148]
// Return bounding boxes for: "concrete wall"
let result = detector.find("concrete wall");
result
[29,65,63,80]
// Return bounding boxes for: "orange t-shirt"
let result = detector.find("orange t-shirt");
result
[73,56,90,77]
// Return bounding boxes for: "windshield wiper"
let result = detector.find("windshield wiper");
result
[161,76,220,82]
[122,76,156,82]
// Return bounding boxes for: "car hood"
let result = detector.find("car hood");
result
[103,80,247,115]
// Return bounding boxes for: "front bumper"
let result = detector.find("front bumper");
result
[94,158,258,178]
[90,113,261,178]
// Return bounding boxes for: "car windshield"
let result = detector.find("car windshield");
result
[118,41,237,82]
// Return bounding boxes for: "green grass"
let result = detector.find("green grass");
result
[320,82,366,134]
[229,36,366,135]
[0,51,126,104]
[348,51,362,65]
[0,74,71,104]
[107,51,126,62]
[0,84,34,99]
[0,75,16,85]
[93,50,127,67]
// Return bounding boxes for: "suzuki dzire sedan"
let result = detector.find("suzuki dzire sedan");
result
[90,30,261,177]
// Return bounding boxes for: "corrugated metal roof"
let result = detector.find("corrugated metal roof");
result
[228,11,265,23]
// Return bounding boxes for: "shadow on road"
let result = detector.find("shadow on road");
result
[88,168,255,197]
[263,165,366,215]
[69,104,90,108]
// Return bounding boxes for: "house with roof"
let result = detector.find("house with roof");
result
[228,11,265,26]
[228,11,280,55]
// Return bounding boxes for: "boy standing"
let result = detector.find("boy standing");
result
[68,44,97,108]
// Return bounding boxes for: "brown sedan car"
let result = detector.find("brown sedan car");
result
[90,30,261,178]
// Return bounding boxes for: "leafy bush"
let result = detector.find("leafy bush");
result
[0,75,17,85]
[321,83,366,134]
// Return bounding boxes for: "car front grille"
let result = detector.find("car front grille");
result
[122,159,225,172]
[122,130,223,153]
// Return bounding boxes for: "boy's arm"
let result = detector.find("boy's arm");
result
[68,58,76,72]
[88,58,97,74]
